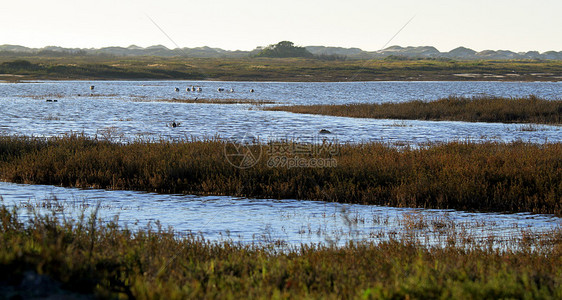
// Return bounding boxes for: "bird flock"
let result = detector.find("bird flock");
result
[175,86,255,93]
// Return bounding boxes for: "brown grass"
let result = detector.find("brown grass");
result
[1,135,560,215]
[266,95,562,124]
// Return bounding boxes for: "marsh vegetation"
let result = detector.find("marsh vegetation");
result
[267,96,562,124]
[1,202,560,299]
[133,98,278,105]
[0,135,560,215]
[1,57,561,81]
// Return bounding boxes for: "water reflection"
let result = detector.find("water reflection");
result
[2,182,560,248]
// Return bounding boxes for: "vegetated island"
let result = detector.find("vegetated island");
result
[1,202,561,299]
[266,96,562,124]
[1,135,560,215]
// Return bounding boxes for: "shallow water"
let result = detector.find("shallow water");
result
[1,81,561,247]
[1,182,560,248]
[0,80,560,144]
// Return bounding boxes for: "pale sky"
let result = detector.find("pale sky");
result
[1,0,561,52]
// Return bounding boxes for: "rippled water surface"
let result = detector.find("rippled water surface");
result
[1,81,560,246]
[0,80,560,144]
[1,182,560,247]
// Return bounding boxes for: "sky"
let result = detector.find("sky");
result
[1,0,561,52]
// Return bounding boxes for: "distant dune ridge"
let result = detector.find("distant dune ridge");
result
[1,44,561,60]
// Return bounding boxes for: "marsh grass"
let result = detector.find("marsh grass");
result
[267,95,562,124]
[133,98,278,105]
[28,93,65,99]
[42,114,61,121]
[1,201,561,299]
[385,121,412,127]
[0,135,560,215]
[27,93,119,99]
[517,124,550,132]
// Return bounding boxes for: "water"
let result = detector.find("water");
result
[1,182,560,248]
[1,80,561,247]
[1,80,560,105]
[0,80,560,144]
